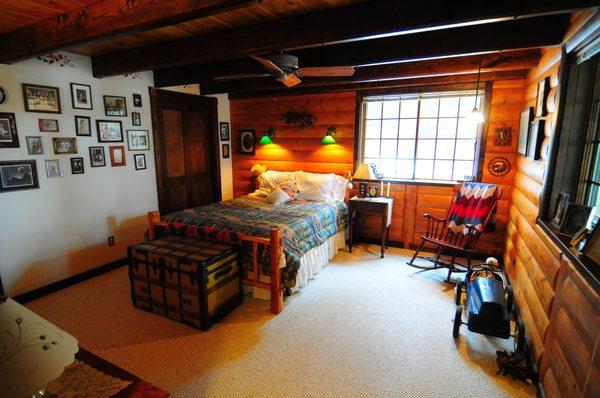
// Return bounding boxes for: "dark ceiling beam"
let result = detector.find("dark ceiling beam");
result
[227,70,530,99]
[92,0,597,77]
[153,15,567,87]
[0,0,257,64]
[200,50,540,95]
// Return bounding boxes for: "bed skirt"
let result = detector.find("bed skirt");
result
[249,229,347,300]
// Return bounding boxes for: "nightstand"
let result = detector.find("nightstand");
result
[348,196,393,258]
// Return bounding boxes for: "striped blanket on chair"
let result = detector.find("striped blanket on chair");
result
[447,182,498,235]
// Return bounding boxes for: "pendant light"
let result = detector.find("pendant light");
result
[469,56,484,124]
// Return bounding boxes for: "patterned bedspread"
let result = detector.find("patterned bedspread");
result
[160,196,348,288]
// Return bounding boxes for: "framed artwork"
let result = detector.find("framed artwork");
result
[526,118,545,161]
[222,143,230,159]
[239,129,255,154]
[535,77,550,117]
[70,157,84,174]
[0,112,19,148]
[560,203,593,236]
[551,193,570,228]
[70,83,93,110]
[22,83,61,114]
[133,94,142,107]
[74,115,92,136]
[493,127,512,146]
[52,137,78,154]
[518,107,533,155]
[109,145,126,167]
[103,95,127,116]
[26,136,43,155]
[583,222,600,265]
[45,159,63,178]
[38,118,59,132]
[132,112,141,126]
[220,122,230,141]
[127,129,150,151]
[134,153,146,170]
[96,120,123,143]
[0,160,39,192]
[89,146,106,167]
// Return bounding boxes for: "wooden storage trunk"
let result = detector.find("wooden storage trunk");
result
[128,236,242,330]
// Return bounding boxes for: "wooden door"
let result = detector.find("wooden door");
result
[150,88,221,214]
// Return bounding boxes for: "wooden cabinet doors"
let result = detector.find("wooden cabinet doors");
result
[150,88,221,214]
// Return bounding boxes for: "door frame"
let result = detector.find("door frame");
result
[149,87,221,213]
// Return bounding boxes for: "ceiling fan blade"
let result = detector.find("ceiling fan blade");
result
[250,55,283,74]
[298,66,355,77]
[279,73,301,87]
[213,73,271,81]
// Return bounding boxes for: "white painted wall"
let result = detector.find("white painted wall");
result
[208,93,233,200]
[0,53,158,296]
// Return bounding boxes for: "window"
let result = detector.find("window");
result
[360,92,482,181]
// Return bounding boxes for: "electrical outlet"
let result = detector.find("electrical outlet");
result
[108,236,115,246]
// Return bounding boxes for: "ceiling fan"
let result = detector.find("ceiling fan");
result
[213,53,355,87]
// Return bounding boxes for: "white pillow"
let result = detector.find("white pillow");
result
[295,171,340,202]
[331,174,349,201]
[259,170,295,190]
[267,187,291,204]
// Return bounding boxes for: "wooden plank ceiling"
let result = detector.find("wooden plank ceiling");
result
[0,0,597,96]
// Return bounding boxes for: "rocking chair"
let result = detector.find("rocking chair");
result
[407,182,502,281]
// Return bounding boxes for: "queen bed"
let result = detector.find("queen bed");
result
[147,170,350,314]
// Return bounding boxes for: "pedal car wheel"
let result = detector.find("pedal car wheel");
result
[453,305,462,339]
[506,285,514,314]
[454,278,463,305]
[515,317,526,354]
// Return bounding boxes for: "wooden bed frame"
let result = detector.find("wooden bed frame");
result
[147,211,285,314]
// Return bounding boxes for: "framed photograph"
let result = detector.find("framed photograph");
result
[134,153,146,170]
[26,136,43,155]
[220,122,230,141]
[526,118,545,161]
[22,83,61,114]
[239,129,255,154]
[103,95,127,116]
[70,83,93,110]
[0,160,39,192]
[127,129,150,151]
[70,157,84,174]
[0,112,19,148]
[222,143,230,159]
[518,107,533,155]
[560,203,593,236]
[535,77,550,117]
[109,146,126,167]
[133,94,142,107]
[45,159,63,178]
[89,146,106,167]
[132,112,141,126]
[96,120,123,143]
[74,115,92,136]
[52,137,78,154]
[38,118,59,133]
[583,222,600,265]
[551,192,570,228]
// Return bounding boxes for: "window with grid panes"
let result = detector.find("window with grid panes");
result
[361,92,482,181]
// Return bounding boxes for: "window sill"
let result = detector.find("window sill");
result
[352,178,457,187]
[537,219,600,292]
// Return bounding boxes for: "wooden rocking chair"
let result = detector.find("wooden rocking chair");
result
[407,182,502,281]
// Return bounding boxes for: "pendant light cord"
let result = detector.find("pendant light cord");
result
[474,56,482,106]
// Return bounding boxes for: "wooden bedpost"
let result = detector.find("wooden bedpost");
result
[147,211,161,240]
[269,227,283,314]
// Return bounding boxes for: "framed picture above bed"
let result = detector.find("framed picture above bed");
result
[239,129,255,154]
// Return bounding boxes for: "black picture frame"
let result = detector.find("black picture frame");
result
[74,115,92,136]
[0,112,20,148]
[22,83,61,114]
[103,95,127,117]
[220,122,230,141]
[518,107,533,155]
[131,112,141,126]
[526,118,545,161]
[535,76,550,117]
[70,157,85,174]
[551,192,570,228]
[222,143,230,159]
[134,153,146,170]
[133,93,142,107]
[89,146,106,167]
[96,120,123,143]
[127,129,150,151]
[559,203,593,236]
[0,160,39,192]
[70,83,93,110]
[239,129,255,154]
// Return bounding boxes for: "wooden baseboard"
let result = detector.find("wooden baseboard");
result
[13,258,128,304]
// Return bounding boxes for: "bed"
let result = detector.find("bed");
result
[147,170,350,314]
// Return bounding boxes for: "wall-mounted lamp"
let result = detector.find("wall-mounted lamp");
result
[258,126,275,145]
[321,126,336,145]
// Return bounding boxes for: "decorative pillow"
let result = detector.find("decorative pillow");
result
[258,170,296,191]
[267,187,291,204]
[277,179,301,200]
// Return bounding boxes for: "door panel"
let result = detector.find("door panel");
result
[163,109,186,178]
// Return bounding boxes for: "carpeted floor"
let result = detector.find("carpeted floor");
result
[26,245,536,397]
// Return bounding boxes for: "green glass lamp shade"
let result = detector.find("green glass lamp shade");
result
[258,134,274,145]
[321,134,336,145]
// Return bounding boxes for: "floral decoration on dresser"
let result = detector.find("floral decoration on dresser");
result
[37,53,74,67]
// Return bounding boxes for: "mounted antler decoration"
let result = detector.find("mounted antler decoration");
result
[282,110,315,128]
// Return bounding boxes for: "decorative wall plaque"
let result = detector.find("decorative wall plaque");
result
[494,127,512,146]
[487,157,511,177]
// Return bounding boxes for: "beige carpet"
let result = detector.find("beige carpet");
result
[26,245,536,397]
